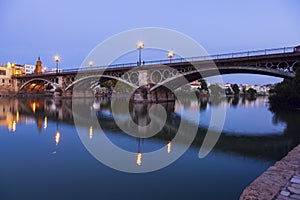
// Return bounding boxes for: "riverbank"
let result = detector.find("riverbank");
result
[240,144,300,200]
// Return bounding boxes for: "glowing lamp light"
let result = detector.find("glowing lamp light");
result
[32,102,36,113]
[55,131,61,146]
[136,41,144,49]
[44,116,48,129]
[167,141,172,153]
[54,56,60,62]
[167,51,174,58]
[12,121,16,132]
[16,111,19,122]
[54,55,60,73]
[136,153,142,166]
[167,51,174,63]
[89,126,93,139]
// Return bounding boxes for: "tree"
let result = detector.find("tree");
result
[208,84,225,96]
[198,78,208,92]
[232,84,240,95]
[246,88,257,99]
[100,80,116,89]
[269,68,300,110]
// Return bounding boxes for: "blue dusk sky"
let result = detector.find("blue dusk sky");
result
[0,0,299,85]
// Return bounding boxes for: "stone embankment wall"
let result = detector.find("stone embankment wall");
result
[240,144,300,200]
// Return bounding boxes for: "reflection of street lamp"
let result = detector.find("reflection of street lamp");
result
[167,141,172,153]
[136,152,142,166]
[55,113,60,146]
[167,51,174,63]
[55,131,60,146]
[136,138,143,166]
[89,61,94,67]
[89,126,93,139]
[44,116,48,129]
[54,56,60,73]
[136,41,144,66]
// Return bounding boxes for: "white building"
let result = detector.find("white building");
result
[24,64,36,75]
[51,68,62,73]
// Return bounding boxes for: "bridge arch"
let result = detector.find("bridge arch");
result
[292,61,300,71]
[19,78,58,92]
[64,74,138,91]
[150,66,295,91]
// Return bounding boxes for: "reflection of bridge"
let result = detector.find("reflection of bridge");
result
[1,98,299,159]
[9,97,299,160]
[12,46,300,101]
[75,98,300,160]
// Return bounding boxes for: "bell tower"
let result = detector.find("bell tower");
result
[34,56,42,74]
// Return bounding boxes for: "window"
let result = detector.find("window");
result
[0,70,6,75]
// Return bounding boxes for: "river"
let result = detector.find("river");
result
[0,96,299,199]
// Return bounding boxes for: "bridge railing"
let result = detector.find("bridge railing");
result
[36,46,296,74]
[142,46,295,65]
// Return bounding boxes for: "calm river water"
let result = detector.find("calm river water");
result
[0,96,300,200]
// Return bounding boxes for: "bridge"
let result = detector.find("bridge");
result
[12,46,300,101]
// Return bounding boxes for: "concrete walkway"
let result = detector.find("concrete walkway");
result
[240,144,300,200]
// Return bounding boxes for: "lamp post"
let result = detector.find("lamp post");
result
[89,61,94,67]
[136,41,144,66]
[167,51,174,63]
[54,56,60,73]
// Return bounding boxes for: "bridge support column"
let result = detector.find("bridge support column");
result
[132,87,148,102]
[156,88,168,102]
[132,86,175,103]
[147,91,157,102]
[167,90,175,101]
[12,79,20,93]
[58,76,63,88]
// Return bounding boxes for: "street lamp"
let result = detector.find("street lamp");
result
[89,61,94,67]
[136,41,144,66]
[54,56,60,73]
[167,51,174,63]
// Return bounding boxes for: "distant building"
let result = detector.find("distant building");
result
[190,80,201,89]
[0,65,12,87]
[294,45,300,52]
[0,63,25,94]
[24,64,36,75]
[11,64,25,76]
[34,56,43,74]
[0,63,24,87]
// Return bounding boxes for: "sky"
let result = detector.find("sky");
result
[0,0,299,85]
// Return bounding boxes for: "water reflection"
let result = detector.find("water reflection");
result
[55,131,61,146]
[0,96,299,161]
[272,109,300,137]
[89,126,93,139]
[44,116,47,129]
[167,141,172,153]
[136,138,143,166]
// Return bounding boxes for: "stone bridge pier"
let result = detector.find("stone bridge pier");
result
[131,85,175,102]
